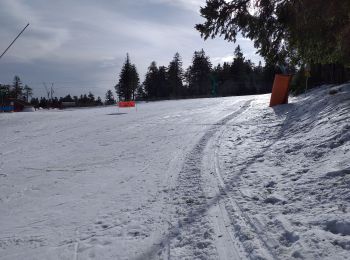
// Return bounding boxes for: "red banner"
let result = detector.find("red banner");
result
[269,74,292,107]
[118,101,136,107]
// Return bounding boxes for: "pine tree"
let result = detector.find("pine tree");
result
[105,90,115,105]
[143,62,169,99]
[157,66,168,98]
[23,85,33,103]
[143,61,159,98]
[115,54,139,101]
[62,94,74,102]
[80,94,88,106]
[130,64,140,100]
[12,75,23,99]
[96,96,103,106]
[231,45,248,95]
[88,92,95,104]
[167,53,184,98]
[39,97,48,108]
[135,85,146,100]
[30,97,39,108]
[0,84,10,100]
[186,49,212,96]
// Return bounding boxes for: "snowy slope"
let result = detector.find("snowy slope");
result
[0,84,349,260]
[0,97,251,260]
[215,84,350,259]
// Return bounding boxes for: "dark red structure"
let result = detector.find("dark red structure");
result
[0,98,26,112]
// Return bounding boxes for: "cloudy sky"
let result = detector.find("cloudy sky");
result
[0,0,262,98]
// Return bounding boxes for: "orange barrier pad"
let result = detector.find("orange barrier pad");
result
[269,74,292,107]
[118,101,136,107]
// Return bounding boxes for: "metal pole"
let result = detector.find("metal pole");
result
[0,23,30,60]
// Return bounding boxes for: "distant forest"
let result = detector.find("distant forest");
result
[116,46,278,102]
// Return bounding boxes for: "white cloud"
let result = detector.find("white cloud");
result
[212,55,235,64]
[150,0,204,12]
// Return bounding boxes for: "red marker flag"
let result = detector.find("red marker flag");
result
[118,101,136,108]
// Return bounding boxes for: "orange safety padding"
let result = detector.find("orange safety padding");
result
[269,74,292,107]
[118,101,136,107]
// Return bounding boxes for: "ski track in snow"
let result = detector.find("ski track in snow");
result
[166,100,253,260]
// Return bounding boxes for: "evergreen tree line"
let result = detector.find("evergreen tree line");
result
[116,47,277,101]
[29,92,105,109]
[115,45,276,100]
[0,76,33,102]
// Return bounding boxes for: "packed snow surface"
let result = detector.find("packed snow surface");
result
[0,84,349,259]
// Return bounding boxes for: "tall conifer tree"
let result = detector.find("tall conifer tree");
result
[168,53,184,98]
[105,90,115,105]
[186,49,212,96]
[115,54,139,101]
[23,85,33,102]
[157,66,168,98]
[12,75,23,99]
[143,61,159,98]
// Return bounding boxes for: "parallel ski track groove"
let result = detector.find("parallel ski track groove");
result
[168,100,253,259]
[213,112,281,260]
